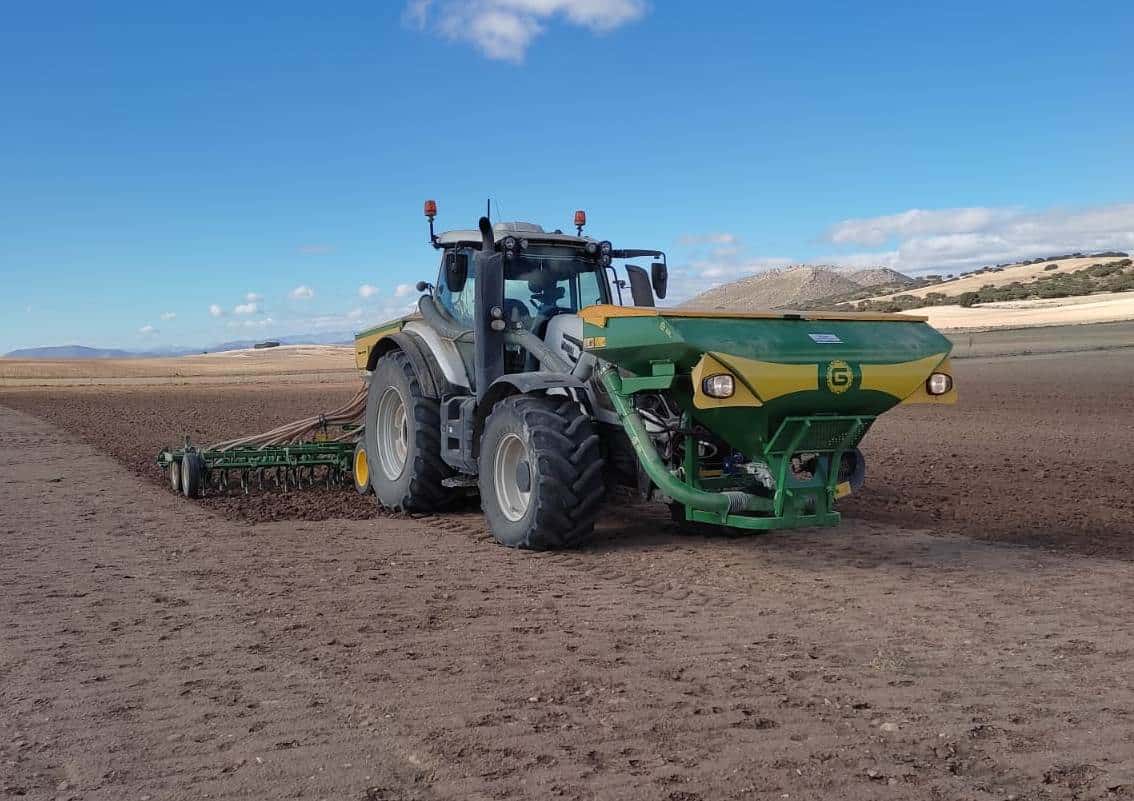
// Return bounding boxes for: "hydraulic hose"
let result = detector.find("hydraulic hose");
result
[599,368,762,518]
[504,328,573,374]
[418,295,470,341]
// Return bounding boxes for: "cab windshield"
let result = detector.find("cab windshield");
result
[441,246,607,326]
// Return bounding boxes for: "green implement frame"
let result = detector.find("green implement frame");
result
[157,439,358,495]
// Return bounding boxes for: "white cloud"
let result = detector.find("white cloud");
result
[827,208,1014,248]
[409,0,648,62]
[677,232,738,247]
[244,292,262,303]
[289,285,315,300]
[208,304,224,318]
[347,307,364,320]
[358,283,380,299]
[227,317,275,330]
[234,302,259,315]
[160,311,176,321]
[827,202,1134,273]
[404,0,432,26]
[394,283,416,298]
[138,324,157,335]
[668,231,794,300]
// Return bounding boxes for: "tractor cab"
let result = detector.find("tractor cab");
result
[428,213,668,324]
[424,211,668,378]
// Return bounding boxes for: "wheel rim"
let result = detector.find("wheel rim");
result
[493,432,531,522]
[354,445,369,489]
[376,387,408,480]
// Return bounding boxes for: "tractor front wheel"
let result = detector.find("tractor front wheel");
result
[479,395,605,549]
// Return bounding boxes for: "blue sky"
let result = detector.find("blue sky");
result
[2,1,1133,352]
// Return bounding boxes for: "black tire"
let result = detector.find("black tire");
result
[479,395,605,549]
[181,452,204,498]
[365,350,451,511]
[169,460,181,493]
[838,448,866,491]
[352,440,372,495]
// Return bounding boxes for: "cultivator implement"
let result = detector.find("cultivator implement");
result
[158,389,366,498]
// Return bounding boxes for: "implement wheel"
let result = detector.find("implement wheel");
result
[181,452,204,498]
[365,350,451,512]
[479,395,605,550]
[352,440,372,495]
[169,460,181,493]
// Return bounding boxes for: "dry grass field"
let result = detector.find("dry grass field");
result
[0,344,356,385]
[919,291,1134,331]
[868,256,1120,302]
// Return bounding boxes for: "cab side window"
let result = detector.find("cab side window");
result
[437,250,476,325]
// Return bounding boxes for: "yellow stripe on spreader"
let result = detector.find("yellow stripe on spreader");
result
[901,357,958,405]
[691,353,763,409]
[714,352,819,402]
[859,352,948,400]
[578,304,927,327]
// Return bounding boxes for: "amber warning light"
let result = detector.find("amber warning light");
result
[574,209,586,235]
[424,199,437,219]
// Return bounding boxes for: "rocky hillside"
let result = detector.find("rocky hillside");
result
[846,267,914,288]
[681,265,911,311]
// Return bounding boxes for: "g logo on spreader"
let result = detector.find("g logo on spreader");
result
[826,360,853,394]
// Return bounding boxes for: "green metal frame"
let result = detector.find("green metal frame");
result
[157,439,358,494]
[602,366,874,533]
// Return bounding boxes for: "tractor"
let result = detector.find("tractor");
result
[349,202,957,549]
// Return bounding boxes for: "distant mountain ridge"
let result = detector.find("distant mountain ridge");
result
[4,345,141,360]
[4,331,354,359]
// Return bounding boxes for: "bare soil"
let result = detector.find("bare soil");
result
[2,351,1131,555]
[3,349,1134,800]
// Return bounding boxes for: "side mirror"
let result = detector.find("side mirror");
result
[446,252,469,293]
[624,265,655,308]
[651,261,668,300]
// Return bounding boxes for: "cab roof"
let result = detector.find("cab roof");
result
[436,221,595,248]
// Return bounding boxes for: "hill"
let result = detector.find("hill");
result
[4,345,139,360]
[681,264,911,311]
[846,255,1134,313]
[847,267,913,288]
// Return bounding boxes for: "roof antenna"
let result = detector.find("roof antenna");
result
[486,197,491,222]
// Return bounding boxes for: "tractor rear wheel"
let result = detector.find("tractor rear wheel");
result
[479,395,605,549]
[365,350,451,512]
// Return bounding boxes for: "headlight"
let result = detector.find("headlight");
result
[600,240,612,256]
[926,372,953,395]
[702,374,735,399]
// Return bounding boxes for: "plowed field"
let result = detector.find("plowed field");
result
[3,349,1133,800]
